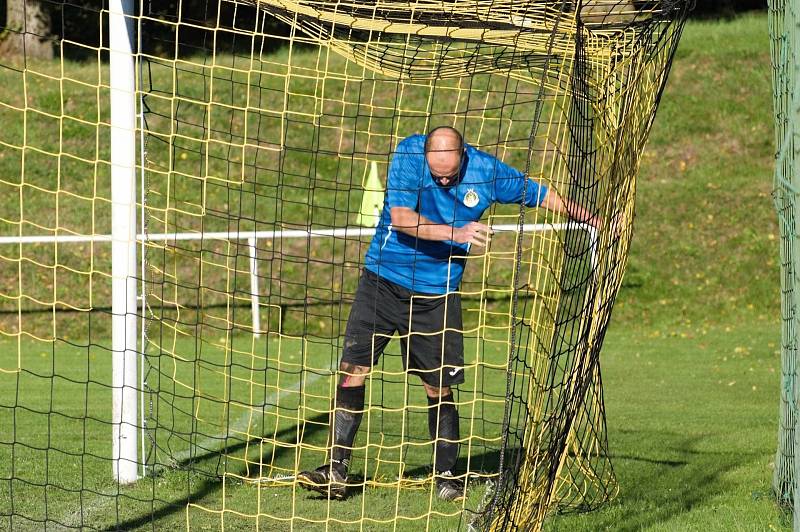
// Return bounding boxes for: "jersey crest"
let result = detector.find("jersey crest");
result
[463,188,480,208]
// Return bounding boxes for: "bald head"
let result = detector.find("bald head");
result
[425,126,463,154]
[425,126,464,186]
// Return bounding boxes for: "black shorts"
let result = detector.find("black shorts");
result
[341,269,464,388]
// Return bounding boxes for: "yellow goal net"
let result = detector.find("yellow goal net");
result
[0,0,690,530]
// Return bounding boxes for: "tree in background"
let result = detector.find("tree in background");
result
[0,0,287,60]
[693,0,765,16]
[0,0,771,61]
[0,0,53,59]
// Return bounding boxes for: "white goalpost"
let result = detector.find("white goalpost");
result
[109,0,139,485]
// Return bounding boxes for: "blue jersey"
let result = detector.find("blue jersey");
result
[364,134,548,294]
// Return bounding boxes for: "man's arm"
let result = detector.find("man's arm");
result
[390,207,492,247]
[539,188,602,229]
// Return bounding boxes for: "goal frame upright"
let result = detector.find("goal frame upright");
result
[110,0,139,485]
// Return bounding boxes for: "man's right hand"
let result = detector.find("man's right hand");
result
[453,222,493,247]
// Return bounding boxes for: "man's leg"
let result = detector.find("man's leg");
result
[296,363,368,499]
[422,383,460,477]
[297,269,395,499]
[329,363,369,474]
[297,362,372,500]
[406,291,465,502]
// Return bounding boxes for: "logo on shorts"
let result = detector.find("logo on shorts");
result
[463,188,479,208]
[448,367,463,377]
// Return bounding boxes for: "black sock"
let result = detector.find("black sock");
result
[428,393,459,474]
[331,384,365,472]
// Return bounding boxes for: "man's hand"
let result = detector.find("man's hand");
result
[609,211,627,237]
[391,207,495,244]
[453,222,493,247]
[586,214,604,230]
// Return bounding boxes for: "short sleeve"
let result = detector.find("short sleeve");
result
[492,158,548,207]
[386,137,424,210]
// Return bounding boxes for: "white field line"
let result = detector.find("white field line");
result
[169,369,328,465]
[55,369,329,530]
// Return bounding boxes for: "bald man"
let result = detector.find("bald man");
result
[297,126,599,502]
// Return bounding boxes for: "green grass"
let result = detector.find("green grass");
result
[0,317,785,530]
[545,11,787,531]
[617,11,778,327]
[547,317,784,531]
[0,8,790,532]
[0,334,509,530]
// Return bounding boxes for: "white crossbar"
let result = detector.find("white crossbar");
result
[0,221,598,337]
[2,223,597,323]
[0,222,597,322]
[0,223,590,245]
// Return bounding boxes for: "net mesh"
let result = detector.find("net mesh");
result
[770,0,800,525]
[0,0,690,529]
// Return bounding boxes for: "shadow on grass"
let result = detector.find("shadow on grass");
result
[295,446,515,509]
[103,412,331,531]
[551,429,761,531]
[104,417,518,529]
[101,416,741,531]
[402,447,508,479]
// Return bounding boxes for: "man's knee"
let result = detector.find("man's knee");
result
[339,361,369,387]
[423,381,451,398]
